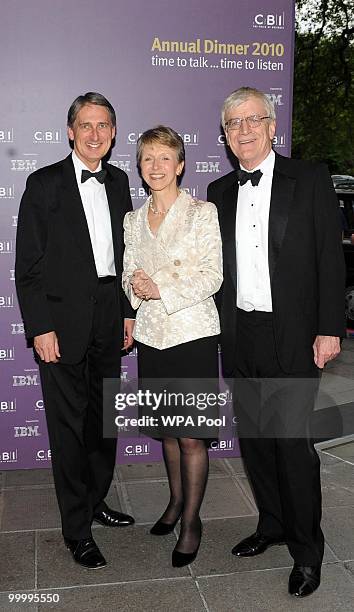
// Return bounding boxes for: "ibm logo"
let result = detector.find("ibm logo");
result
[253,12,285,29]
[0,128,14,143]
[0,185,15,199]
[0,295,14,308]
[210,439,234,451]
[0,348,15,361]
[11,159,38,172]
[0,449,18,463]
[196,160,220,173]
[11,323,25,335]
[0,400,16,413]
[33,129,62,143]
[36,449,51,461]
[124,443,150,456]
[14,423,40,438]
[109,159,131,173]
[13,371,39,386]
[0,240,14,254]
[267,92,284,107]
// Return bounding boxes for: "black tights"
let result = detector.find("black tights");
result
[159,437,208,553]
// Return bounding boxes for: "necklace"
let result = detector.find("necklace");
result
[148,197,170,215]
[148,189,182,215]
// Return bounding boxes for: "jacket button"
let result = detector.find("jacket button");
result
[91,296,97,304]
[174,259,181,266]
[172,272,179,279]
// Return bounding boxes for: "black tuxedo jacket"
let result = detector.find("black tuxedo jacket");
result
[15,154,134,364]
[207,152,346,377]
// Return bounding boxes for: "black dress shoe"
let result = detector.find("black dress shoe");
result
[64,537,107,569]
[288,564,321,597]
[231,531,285,557]
[150,512,182,536]
[93,507,135,527]
[172,519,202,568]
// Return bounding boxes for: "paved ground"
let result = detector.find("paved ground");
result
[0,340,353,611]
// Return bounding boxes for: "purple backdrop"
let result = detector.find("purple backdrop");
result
[0,0,295,468]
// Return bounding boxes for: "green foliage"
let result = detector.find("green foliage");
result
[293,0,354,173]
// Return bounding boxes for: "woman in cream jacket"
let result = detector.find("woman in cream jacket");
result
[122,126,222,568]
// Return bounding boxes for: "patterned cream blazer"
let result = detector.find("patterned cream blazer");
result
[122,189,223,349]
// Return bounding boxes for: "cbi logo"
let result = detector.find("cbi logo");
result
[0,347,15,361]
[273,133,286,148]
[123,442,150,456]
[109,159,131,173]
[253,12,285,29]
[184,186,199,198]
[0,400,16,413]
[210,439,234,451]
[130,186,148,200]
[127,132,142,145]
[0,449,18,463]
[36,449,51,461]
[14,422,40,438]
[0,240,14,254]
[34,399,45,411]
[0,294,14,308]
[0,128,14,143]
[179,132,199,146]
[217,134,226,146]
[196,158,220,173]
[0,185,15,199]
[12,216,18,227]
[11,158,37,172]
[33,129,62,143]
[13,370,39,387]
[10,269,15,281]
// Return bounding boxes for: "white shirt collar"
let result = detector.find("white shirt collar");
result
[239,148,275,177]
[72,150,102,184]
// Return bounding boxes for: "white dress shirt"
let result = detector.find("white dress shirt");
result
[72,151,116,277]
[235,149,275,312]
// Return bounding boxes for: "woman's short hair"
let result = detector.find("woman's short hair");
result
[136,125,185,166]
[67,92,116,128]
[221,86,276,130]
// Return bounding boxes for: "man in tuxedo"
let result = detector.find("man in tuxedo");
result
[16,92,135,569]
[208,87,345,597]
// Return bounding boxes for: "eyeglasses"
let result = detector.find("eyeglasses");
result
[225,115,270,131]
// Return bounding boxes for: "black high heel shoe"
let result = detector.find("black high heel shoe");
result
[172,519,202,567]
[150,510,182,536]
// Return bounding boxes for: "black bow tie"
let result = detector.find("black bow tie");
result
[81,169,107,184]
[237,168,263,187]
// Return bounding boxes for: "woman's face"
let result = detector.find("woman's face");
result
[140,143,184,195]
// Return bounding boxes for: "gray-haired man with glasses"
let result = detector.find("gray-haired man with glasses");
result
[208,87,345,598]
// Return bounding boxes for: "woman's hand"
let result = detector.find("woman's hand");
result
[130,269,160,300]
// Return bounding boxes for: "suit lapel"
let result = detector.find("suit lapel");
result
[61,155,96,267]
[268,154,296,282]
[221,178,238,293]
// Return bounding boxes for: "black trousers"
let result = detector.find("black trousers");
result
[39,281,122,540]
[234,308,324,566]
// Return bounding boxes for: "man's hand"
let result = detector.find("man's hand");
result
[130,269,160,300]
[313,335,341,369]
[34,331,61,363]
[123,318,135,350]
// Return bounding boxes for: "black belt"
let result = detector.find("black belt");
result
[98,276,116,284]
[237,307,273,320]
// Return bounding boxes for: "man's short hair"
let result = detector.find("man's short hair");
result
[67,92,116,128]
[221,86,276,130]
